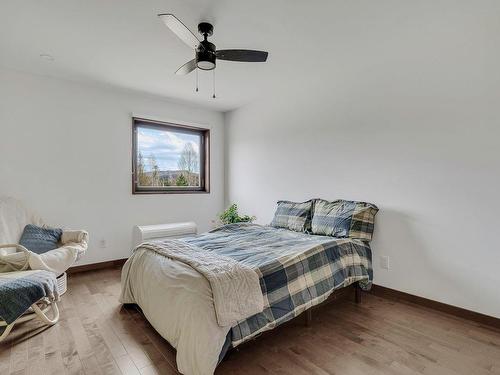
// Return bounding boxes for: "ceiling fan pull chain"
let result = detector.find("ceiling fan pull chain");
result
[196,68,199,92]
[213,69,216,99]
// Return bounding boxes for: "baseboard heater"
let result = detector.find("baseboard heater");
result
[133,221,198,247]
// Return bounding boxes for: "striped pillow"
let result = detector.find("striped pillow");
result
[311,199,378,241]
[270,200,313,233]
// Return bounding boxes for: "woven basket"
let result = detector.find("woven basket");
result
[57,272,67,296]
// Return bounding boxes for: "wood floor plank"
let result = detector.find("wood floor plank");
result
[66,277,122,375]
[124,307,177,370]
[3,267,500,375]
[115,354,141,375]
[42,324,66,375]
[138,360,178,375]
[56,318,85,375]
[0,343,12,374]
[331,298,500,375]
[80,354,104,375]
[92,292,168,371]
[9,334,28,374]
[27,333,47,375]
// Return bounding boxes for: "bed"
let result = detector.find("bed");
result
[120,223,373,375]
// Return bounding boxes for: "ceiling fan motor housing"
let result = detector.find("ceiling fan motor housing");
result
[198,22,213,37]
[197,40,216,70]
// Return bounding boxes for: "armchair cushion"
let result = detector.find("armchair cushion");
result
[0,197,88,275]
[19,225,62,254]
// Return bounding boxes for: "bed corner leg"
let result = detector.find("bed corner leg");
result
[305,309,312,326]
[355,282,362,304]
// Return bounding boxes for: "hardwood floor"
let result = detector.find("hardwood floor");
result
[1,267,500,375]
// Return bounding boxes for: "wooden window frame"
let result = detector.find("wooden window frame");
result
[132,117,210,194]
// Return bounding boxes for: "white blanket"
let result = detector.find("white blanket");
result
[124,240,263,327]
[27,231,88,274]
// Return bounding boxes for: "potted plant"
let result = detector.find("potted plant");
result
[218,204,256,225]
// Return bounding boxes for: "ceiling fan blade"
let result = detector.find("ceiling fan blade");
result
[158,14,201,50]
[216,49,268,62]
[175,59,197,75]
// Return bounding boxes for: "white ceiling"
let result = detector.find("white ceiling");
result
[0,0,312,111]
[3,1,498,112]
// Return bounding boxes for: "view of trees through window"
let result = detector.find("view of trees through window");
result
[136,126,201,187]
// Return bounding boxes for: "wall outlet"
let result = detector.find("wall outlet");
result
[99,239,107,248]
[380,255,390,270]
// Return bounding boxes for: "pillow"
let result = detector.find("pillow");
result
[270,200,313,233]
[311,199,378,241]
[19,224,63,254]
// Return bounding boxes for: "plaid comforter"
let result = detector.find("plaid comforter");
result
[184,223,373,347]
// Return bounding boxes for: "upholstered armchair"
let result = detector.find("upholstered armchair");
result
[0,196,88,277]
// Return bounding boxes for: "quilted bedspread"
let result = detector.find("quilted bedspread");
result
[184,223,373,346]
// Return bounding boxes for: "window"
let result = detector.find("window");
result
[132,117,209,194]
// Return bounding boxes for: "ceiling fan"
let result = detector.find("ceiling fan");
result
[158,14,269,97]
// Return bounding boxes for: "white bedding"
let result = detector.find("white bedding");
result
[119,247,233,375]
[129,240,263,327]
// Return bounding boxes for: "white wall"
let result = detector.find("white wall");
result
[0,69,225,265]
[2,2,500,319]
[225,3,500,318]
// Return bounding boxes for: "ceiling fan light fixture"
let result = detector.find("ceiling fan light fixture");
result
[196,60,215,70]
[196,40,216,71]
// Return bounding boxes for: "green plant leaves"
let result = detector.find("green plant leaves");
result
[219,204,256,225]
